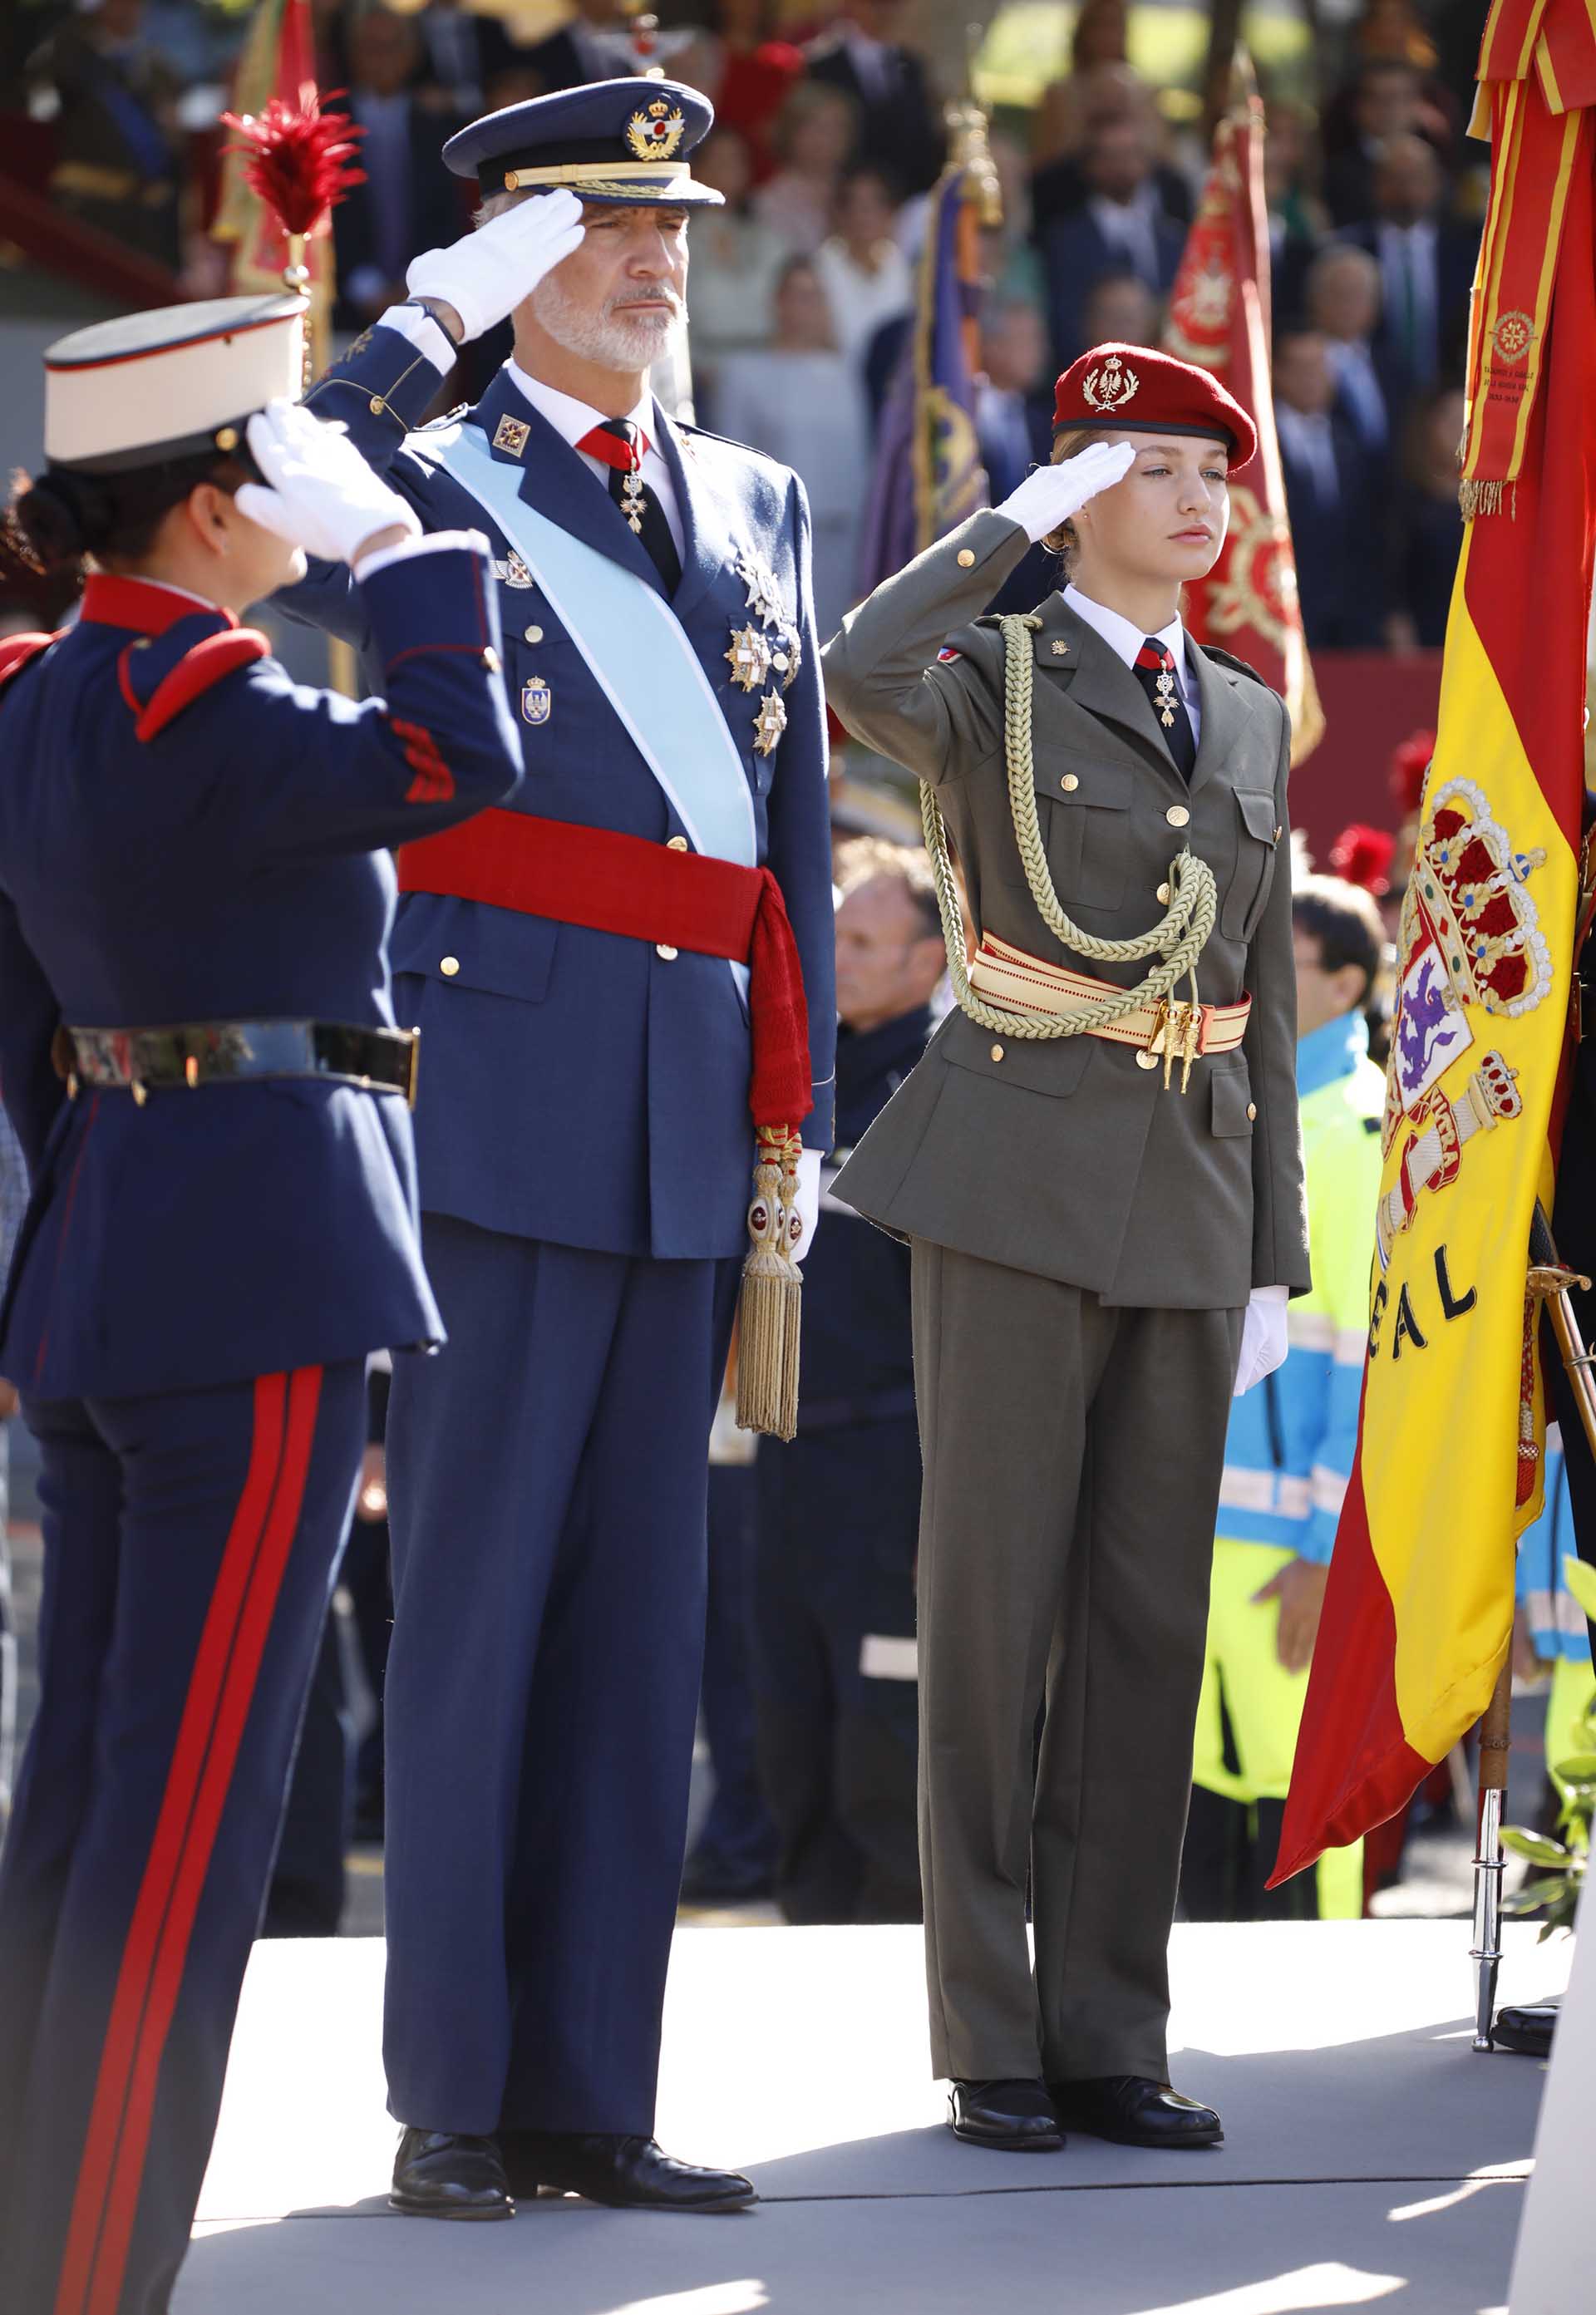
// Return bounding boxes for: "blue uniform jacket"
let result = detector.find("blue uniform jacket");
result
[280,325,837,1261]
[0,546,522,1400]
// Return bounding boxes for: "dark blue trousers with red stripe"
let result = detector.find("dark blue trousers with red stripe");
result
[0,1362,366,2315]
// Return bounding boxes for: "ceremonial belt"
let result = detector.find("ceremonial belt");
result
[64,1020,418,1105]
[967,932,1250,1070]
[397,809,812,1131]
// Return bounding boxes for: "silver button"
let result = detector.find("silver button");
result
[1166,804,1190,829]
[440,956,461,978]
[523,624,544,643]
[1135,1049,1160,1071]
[657,943,677,961]
[1060,774,1079,792]
[989,1042,1004,1062]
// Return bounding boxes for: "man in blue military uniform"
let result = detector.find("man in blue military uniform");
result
[282,79,836,2217]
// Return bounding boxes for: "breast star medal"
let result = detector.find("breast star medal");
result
[493,551,534,589]
[726,625,772,692]
[521,676,551,726]
[753,689,787,756]
[735,549,785,632]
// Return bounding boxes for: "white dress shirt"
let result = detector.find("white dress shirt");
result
[506,362,686,559]
[1063,582,1201,747]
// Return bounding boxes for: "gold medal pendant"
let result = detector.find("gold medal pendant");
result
[1156,668,1177,728]
[753,689,787,756]
[620,467,646,534]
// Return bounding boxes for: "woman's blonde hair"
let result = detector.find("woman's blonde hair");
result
[1040,426,1103,568]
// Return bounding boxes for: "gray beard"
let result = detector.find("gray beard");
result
[530,273,683,372]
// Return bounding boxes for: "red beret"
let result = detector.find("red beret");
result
[1052,342,1258,469]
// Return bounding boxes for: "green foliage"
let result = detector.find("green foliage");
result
[1505,1681,1596,1942]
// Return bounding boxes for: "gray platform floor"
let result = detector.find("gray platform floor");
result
[178,1920,1573,2315]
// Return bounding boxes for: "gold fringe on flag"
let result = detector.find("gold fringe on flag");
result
[735,1126,803,1441]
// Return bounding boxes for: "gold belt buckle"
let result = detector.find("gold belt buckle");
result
[404,1028,421,1111]
[1148,998,1201,1093]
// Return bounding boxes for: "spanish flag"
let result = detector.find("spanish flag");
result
[1273,9,1596,1884]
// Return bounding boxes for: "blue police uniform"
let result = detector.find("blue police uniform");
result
[753,1005,931,1924]
[278,82,836,2152]
[0,303,520,2308]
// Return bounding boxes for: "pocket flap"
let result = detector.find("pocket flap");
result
[938,1005,1094,1097]
[1038,759,1132,810]
[391,895,559,1006]
[1236,788,1279,844]
[1211,1064,1256,1137]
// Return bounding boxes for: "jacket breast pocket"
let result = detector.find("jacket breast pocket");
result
[391,898,559,1008]
[1221,787,1280,944]
[1011,761,1132,912]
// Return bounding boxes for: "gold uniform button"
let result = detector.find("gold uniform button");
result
[440,956,461,978]
[957,548,976,568]
[1156,881,1170,904]
[1060,773,1079,792]
[523,624,544,643]
[657,943,678,961]
[482,648,500,673]
[667,835,689,851]
[1247,1102,1258,1121]
[989,1042,1004,1062]
[1166,804,1190,829]
[1135,1049,1160,1071]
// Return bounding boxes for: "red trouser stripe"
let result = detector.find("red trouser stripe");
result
[52,1366,324,2315]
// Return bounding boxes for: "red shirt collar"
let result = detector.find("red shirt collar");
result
[79,574,237,636]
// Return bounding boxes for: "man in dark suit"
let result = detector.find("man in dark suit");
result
[520,0,638,96]
[1273,327,1384,648]
[1304,244,1396,470]
[1041,118,1186,367]
[806,0,946,199]
[413,0,523,116]
[332,7,470,331]
[1335,135,1477,420]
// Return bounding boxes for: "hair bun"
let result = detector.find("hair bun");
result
[12,470,111,571]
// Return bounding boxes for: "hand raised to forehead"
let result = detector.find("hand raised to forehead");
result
[406,186,587,346]
[997,440,1138,545]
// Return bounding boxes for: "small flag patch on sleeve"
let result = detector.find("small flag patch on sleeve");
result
[936,645,962,662]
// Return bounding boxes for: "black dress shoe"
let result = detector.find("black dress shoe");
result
[1495,1997,1559,2057]
[500,2131,756,2212]
[390,2127,514,2219]
[947,2079,1064,2151]
[1051,2076,1222,2149]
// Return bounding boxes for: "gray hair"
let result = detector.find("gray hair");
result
[1305,243,1380,298]
[472,186,535,229]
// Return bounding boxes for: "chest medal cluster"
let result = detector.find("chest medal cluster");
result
[731,549,800,757]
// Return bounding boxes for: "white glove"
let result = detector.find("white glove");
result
[238,401,421,566]
[787,1147,822,1267]
[996,438,1136,544]
[1233,1283,1289,1398]
[406,185,586,343]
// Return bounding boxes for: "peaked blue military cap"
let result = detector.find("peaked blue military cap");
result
[443,76,723,208]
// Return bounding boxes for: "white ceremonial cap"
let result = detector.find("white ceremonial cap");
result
[43,293,308,474]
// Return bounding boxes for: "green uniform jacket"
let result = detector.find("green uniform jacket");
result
[822,508,1311,1308]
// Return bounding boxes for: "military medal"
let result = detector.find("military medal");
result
[771,628,801,691]
[726,624,772,692]
[493,551,534,589]
[521,676,551,726]
[618,465,646,534]
[753,689,787,756]
[1155,667,1177,729]
[735,549,785,632]
[492,415,530,456]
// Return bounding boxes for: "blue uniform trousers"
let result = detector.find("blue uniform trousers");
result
[382,1217,740,2136]
[0,1362,365,2315]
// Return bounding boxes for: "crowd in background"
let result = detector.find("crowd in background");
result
[5,0,1488,651]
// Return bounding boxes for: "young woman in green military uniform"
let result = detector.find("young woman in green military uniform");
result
[823,343,1309,2156]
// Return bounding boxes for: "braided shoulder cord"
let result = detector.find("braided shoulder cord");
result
[921,613,1218,1043]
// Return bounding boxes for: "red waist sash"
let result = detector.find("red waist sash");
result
[397,809,813,1132]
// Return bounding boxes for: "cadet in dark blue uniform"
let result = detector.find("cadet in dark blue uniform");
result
[754,841,944,1924]
[279,81,836,2219]
[0,299,520,2315]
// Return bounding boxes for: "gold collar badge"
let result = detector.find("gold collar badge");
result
[626,100,687,162]
[492,414,530,456]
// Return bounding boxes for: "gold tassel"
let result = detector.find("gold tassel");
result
[1460,475,1510,521]
[735,1125,803,1441]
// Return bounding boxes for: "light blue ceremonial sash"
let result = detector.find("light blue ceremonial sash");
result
[414,420,757,871]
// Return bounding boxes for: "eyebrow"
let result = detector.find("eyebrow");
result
[1133,441,1229,461]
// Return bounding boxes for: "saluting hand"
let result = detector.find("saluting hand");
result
[406,186,587,347]
[997,438,1136,544]
[238,401,424,568]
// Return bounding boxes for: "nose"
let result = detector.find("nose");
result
[1177,469,1210,517]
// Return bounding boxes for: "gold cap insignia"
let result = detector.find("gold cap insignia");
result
[493,415,530,456]
[626,99,687,163]
[1081,353,1140,412]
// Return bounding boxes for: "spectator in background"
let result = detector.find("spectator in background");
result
[332,7,468,330]
[673,0,805,183]
[1337,135,1477,410]
[1305,244,1392,465]
[412,0,522,118]
[751,840,946,1926]
[1263,98,1327,328]
[1040,113,1186,366]
[686,127,789,390]
[713,256,873,637]
[1079,268,1160,351]
[813,165,913,364]
[1273,327,1385,648]
[753,80,859,256]
[1322,57,1451,227]
[1385,386,1466,652]
[805,0,947,199]
[973,298,1052,501]
[1031,62,1193,243]
[518,0,637,94]
[26,0,185,269]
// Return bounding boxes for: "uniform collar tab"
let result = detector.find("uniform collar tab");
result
[79,574,236,636]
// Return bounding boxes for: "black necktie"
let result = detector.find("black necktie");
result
[1134,638,1197,779]
[587,417,682,594]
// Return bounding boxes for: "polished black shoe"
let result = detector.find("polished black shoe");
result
[1051,2076,1222,2149]
[389,2127,514,2219]
[1495,1997,1559,2057]
[500,2131,756,2212]
[947,2079,1064,2151]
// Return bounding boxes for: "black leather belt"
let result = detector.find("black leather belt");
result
[63,1020,419,1107]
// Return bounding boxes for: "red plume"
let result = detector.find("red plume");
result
[1328,822,1396,896]
[1388,728,1436,820]
[222,82,365,239]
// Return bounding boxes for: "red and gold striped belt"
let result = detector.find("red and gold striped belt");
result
[967,933,1251,1076]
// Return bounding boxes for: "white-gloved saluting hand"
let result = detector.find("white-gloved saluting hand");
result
[238,401,421,565]
[405,185,586,345]
[1233,1283,1288,1397]
[996,438,1137,544]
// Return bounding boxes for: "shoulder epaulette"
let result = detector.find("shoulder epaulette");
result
[0,630,60,700]
[1203,645,1268,687]
[116,623,270,742]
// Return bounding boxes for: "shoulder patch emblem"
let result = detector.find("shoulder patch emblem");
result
[937,646,962,662]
